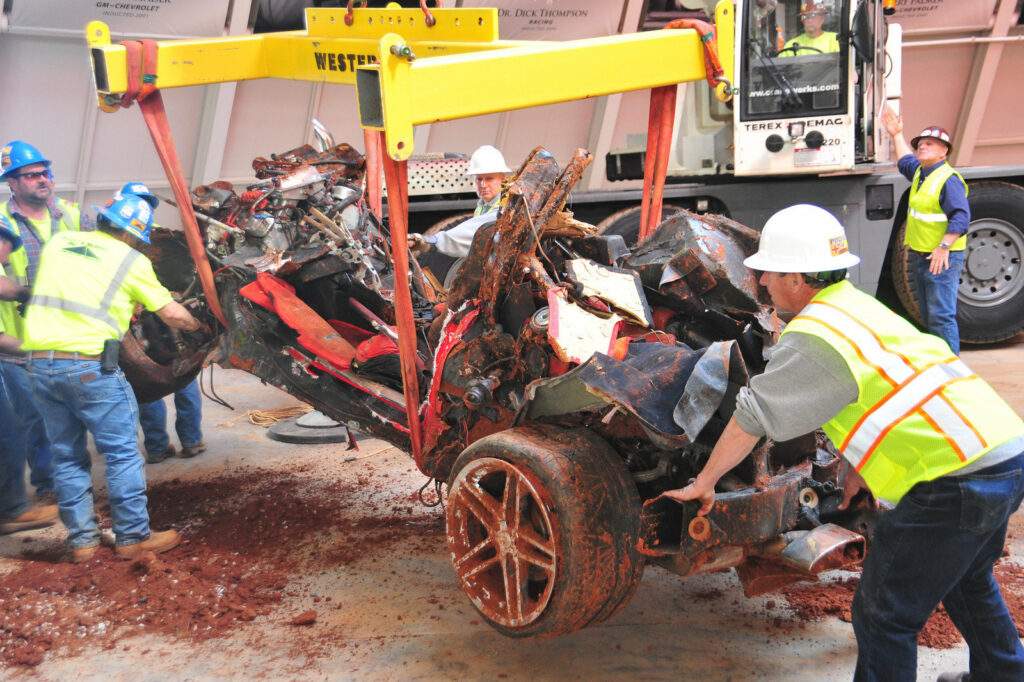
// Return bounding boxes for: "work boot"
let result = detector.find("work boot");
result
[0,503,58,535]
[115,529,181,559]
[936,674,970,682]
[179,441,207,459]
[72,545,100,563]
[146,444,176,464]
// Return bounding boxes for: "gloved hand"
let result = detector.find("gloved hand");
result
[408,233,431,255]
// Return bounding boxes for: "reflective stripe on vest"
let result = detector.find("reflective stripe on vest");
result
[795,298,985,468]
[782,281,1024,503]
[906,163,967,252]
[27,249,141,336]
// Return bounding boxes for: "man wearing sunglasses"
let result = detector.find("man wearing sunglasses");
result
[0,140,91,505]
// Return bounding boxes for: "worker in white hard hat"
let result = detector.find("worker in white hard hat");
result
[664,204,1024,682]
[408,145,512,259]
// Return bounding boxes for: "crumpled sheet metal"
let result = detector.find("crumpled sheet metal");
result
[672,340,749,441]
[625,210,764,315]
[520,343,706,446]
[252,142,364,180]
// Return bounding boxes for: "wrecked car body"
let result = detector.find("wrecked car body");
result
[124,141,879,639]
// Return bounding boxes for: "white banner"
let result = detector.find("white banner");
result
[10,0,234,37]
[460,0,626,40]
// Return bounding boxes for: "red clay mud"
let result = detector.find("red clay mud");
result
[779,557,1024,649]
[0,465,444,668]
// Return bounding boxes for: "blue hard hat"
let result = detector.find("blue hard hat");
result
[0,215,22,251]
[114,181,159,208]
[0,140,52,180]
[94,195,154,244]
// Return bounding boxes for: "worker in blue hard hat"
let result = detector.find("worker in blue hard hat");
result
[0,214,58,536]
[0,140,92,505]
[114,181,159,208]
[115,182,208,465]
[22,192,200,562]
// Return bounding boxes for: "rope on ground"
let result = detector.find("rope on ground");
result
[222,404,314,427]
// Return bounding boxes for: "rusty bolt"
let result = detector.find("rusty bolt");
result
[688,516,711,542]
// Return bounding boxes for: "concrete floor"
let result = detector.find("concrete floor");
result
[12,337,1024,681]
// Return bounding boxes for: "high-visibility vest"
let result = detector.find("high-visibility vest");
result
[24,230,171,356]
[474,194,501,218]
[782,280,1024,503]
[782,31,840,54]
[905,162,968,252]
[1,198,82,285]
[0,198,82,344]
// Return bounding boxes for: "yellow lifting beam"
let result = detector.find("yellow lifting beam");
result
[358,20,734,161]
[86,7,529,102]
[86,2,735,161]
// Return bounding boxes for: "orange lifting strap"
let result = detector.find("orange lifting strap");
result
[639,19,727,242]
[116,39,228,328]
[378,136,424,461]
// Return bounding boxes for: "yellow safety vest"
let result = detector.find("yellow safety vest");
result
[782,31,840,55]
[23,230,172,356]
[474,194,502,218]
[0,198,82,344]
[906,162,967,252]
[782,280,1024,503]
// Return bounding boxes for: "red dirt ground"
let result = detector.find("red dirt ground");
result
[0,465,444,668]
[779,556,1024,649]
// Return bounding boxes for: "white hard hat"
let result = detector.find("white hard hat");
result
[467,145,511,176]
[743,204,861,272]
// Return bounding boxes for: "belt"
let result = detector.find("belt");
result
[26,351,101,362]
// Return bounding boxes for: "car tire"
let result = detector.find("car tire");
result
[445,425,644,638]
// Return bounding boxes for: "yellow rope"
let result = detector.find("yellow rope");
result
[223,404,314,427]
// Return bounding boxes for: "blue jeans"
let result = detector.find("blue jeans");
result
[911,249,965,354]
[27,359,151,549]
[0,371,29,519]
[852,452,1024,681]
[1,360,54,495]
[138,379,203,455]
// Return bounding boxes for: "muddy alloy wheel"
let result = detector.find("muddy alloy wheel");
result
[446,426,644,639]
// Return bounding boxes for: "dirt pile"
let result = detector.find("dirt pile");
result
[779,557,1024,649]
[0,464,444,668]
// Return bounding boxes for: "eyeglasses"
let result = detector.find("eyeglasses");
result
[14,170,50,181]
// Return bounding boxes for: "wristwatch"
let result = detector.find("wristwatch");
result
[938,242,951,250]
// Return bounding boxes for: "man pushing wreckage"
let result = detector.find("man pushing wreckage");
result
[666,204,1024,682]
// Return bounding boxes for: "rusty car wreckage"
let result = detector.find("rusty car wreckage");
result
[121,139,880,639]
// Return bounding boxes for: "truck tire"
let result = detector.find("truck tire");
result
[416,212,473,288]
[445,425,644,639]
[596,204,684,247]
[958,182,1024,342]
[891,182,1024,343]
